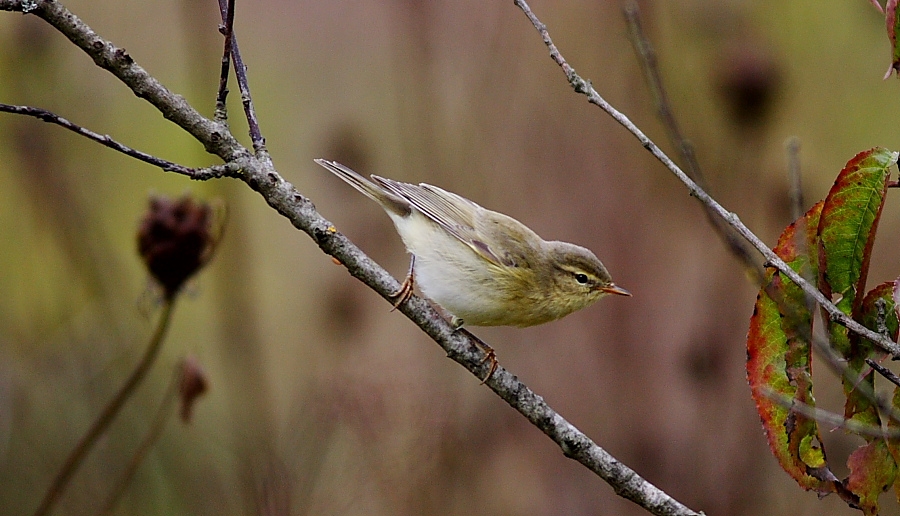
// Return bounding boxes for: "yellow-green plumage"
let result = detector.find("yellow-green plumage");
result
[315,159,629,327]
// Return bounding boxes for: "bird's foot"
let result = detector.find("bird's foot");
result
[458,328,498,384]
[389,255,416,310]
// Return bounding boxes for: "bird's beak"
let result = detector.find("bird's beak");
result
[600,284,631,297]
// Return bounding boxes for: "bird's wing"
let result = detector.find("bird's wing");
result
[372,176,505,266]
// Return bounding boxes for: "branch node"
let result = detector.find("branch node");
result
[114,47,133,64]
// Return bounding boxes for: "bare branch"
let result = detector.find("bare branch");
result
[513,0,900,359]
[1,0,244,161]
[213,0,235,123]
[0,103,234,178]
[867,358,900,388]
[215,0,266,155]
[763,388,900,439]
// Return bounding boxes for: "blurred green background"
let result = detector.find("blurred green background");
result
[3,0,900,515]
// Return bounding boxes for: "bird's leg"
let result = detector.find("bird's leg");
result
[386,255,497,383]
[390,255,416,310]
[457,328,498,384]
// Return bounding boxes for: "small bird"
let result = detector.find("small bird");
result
[315,159,630,378]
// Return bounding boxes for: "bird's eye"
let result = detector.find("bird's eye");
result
[574,273,589,285]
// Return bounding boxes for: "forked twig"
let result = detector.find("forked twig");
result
[215,0,266,156]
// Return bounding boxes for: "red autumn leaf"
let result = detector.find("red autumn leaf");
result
[846,440,897,515]
[748,202,839,493]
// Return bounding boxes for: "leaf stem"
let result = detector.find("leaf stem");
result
[32,299,176,516]
[97,364,181,516]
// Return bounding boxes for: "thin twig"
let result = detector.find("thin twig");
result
[513,0,900,359]
[213,0,235,123]
[624,2,764,284]
[767,213,900,429]
[32,299,176,516]
[215,0,266,156]
[809,330,900,426]
[868,358,900,388]
[763,388,900,438]
[2,1,245,162]
[0,103,233,178]
[624,3,701,184]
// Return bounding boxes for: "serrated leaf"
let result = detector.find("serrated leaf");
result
[817,148,895,428]
[748,202,837,493]
[818,147,895,321]
[846,439,897,515]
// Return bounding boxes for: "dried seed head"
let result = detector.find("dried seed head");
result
[137,195,221,299]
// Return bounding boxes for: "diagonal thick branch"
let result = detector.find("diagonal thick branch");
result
[0,2,702,515]
[513,0,900,359]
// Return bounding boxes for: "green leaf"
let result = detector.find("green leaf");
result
[816,148,895,426]
[748,148,900,510]
[748,202,838,493]
[818,147,895,321]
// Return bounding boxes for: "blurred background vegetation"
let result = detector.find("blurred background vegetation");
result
[2,0,900,515]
